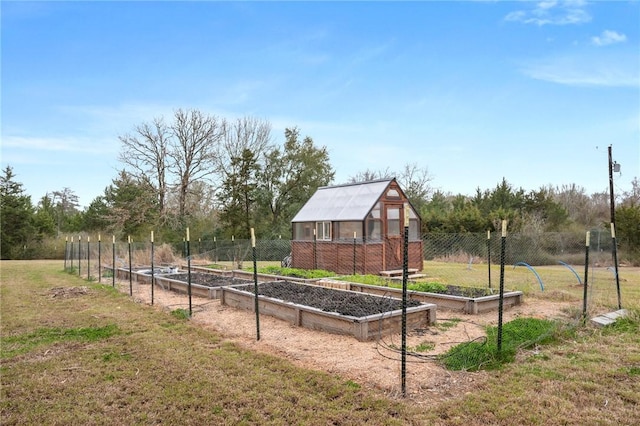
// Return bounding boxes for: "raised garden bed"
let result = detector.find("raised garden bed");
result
[315,279,524,314]
[152,273,252,299]
[220,281,437,341]
[186,264,328,284]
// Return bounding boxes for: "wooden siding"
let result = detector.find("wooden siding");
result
[291,240,423,275]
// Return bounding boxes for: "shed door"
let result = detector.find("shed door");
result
[384,204,403,271]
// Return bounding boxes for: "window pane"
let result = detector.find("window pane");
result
[367,220,381,240]
[294,223,314,241]
[316,221,331,240]
[387,207,400,236]
[323,222,331,240]
[337,221,360,239]
[409,219,419,240]
[388,220,400,236]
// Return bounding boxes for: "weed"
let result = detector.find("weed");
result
[409,282,448,293]
[441,317,561,371]
[170,308,191,320]
[207,263,227,270]
[337,274,392,286]
[344,380,361,390]
[436,318,461,331]
[256,266,336,279]
[413,341,436,352]
[1,324,120,359]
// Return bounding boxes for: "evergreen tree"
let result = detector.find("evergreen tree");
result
[256,128,334,238]
[0,166,35,259]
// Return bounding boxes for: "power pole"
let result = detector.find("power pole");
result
[608,145,622,309]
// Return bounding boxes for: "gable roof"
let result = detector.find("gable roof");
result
[291,179,394,223]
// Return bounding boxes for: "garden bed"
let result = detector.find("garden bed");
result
[316,279,524,314]
[152,272,252,299]
[220,281,437,341]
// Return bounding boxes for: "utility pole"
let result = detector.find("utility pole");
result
[608,145,622,309]
[608,145,616,225]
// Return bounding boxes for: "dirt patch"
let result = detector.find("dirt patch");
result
[121,279,575,404]
[48,286,90,299]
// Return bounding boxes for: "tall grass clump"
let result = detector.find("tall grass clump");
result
[441,317,563,371]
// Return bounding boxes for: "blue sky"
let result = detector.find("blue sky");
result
[2,0,639,208]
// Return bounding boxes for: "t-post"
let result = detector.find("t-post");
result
[497,220,507,353]
[401,203,410,398]
[112,236,116,287]
[87,236,90,281]
[128,235,132,296]
[583,231,590,321]
[487,230,492,289]
[150,231,155,306]
[251,228,260,341]
[98,234,102,283]
[187,228,192,316]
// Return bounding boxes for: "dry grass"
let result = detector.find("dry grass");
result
[422,261,640,314]
[2,260,639,425]
[1,261,422,425]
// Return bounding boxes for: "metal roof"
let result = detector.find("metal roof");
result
[291,179,393,222]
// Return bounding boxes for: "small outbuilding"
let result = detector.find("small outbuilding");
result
[290,178,423,275]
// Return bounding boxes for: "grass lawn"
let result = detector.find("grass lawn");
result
[2,260,639,425]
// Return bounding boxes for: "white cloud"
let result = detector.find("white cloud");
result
[505,0,591,26]
[591,30,627,46]
[520,52,639,87]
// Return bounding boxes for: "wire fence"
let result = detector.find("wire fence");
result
[61,231,636,396]
[62,231,630,303]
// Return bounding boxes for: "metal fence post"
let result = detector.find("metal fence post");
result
[251,228,260,341]
[497,221,507,353]
[583,231,590,320]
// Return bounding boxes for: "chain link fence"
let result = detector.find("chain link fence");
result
[61,231,637,397]
[63,230,633,320]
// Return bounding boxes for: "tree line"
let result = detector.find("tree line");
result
[2,108,639,263]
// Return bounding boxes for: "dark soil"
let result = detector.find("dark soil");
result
[164,273,251,288]
[236,281,422,317]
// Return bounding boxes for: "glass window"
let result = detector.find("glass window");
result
[369,202,381,219]
[387,207,400,236]
[387,189,400,198]
[337,221,361,240]
[367,219,381,240]
[409,219,420,240]
[293,222,315,241]
[315,221,331,241]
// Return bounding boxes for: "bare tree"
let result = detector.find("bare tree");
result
[622,177,640,207]
[118,117,170,218]
[397,162,434,209]
[348,162,433,210]
[215,116,272,179]
[169,109,223,219]
[347,168,393,183]
[214,117,272,233]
